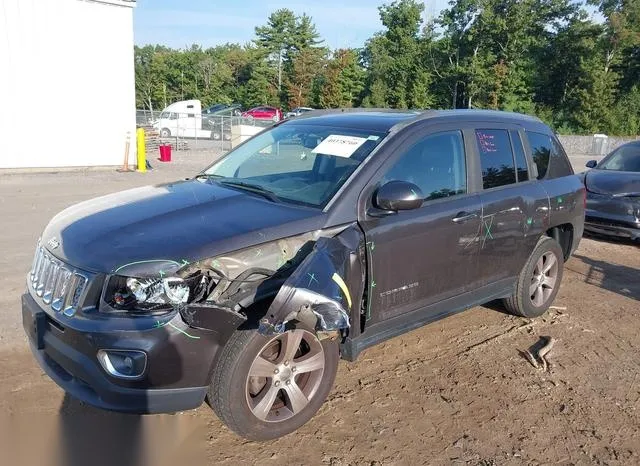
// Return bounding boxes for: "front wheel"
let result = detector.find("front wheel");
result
[503,236,564,318]
[208,325,339,441]
[160,127,171,138]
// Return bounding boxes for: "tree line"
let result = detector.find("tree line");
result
[135,0,640,135]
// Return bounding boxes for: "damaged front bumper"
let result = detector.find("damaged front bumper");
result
[22,292,243,414]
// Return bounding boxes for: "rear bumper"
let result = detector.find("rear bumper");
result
[21,292,232,414]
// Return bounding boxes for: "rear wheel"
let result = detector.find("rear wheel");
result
[208,325,339,441]
[503,236,564,318]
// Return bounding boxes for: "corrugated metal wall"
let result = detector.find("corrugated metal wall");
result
[0,0,136,168]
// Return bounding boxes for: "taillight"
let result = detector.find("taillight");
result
[581,186,587,209]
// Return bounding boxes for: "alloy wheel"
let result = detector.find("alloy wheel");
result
[245,329,325,423]
[529,251,558,307]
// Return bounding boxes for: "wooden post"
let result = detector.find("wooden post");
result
[117,131,133,172]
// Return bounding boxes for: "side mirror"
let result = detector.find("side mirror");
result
[375,181,424,212]
[586,160,598,169]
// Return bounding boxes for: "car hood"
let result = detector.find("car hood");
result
[41,180,326,273]
[585,169,640,196]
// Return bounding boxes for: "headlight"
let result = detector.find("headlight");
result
[102,274,201,314]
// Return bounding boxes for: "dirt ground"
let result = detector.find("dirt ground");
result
[0,154,639,465]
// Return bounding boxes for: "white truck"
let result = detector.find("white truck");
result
[153,100,212,139]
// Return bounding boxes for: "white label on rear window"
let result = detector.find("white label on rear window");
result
[312,135,368,158]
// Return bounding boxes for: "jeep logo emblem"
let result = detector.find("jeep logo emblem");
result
[47,237,60,250]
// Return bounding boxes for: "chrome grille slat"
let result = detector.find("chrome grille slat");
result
[43,261,60,304]
[29,244,88,316]
[36,257,51,296]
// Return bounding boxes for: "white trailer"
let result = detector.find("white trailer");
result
[153,100,212,139]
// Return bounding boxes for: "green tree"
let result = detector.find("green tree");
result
[361,0,434,109]
[255,9,297,96]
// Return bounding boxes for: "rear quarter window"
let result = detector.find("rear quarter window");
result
[526,132,574,179]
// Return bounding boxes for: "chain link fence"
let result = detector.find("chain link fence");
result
[135,109,275,153]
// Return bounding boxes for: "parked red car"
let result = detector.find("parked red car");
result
[242,106,282,122]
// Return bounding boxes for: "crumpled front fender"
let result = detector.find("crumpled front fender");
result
[260,225,365,334]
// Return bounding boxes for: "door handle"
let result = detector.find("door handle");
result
[452,212,479,223]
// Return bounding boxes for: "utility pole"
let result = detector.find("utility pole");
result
[278,48,283,92]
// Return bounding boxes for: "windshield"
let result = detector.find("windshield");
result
[598,145,640,172]
[203,124,386,208]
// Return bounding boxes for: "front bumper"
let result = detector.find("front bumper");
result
[585,213,640,241]
[22,292,236,414]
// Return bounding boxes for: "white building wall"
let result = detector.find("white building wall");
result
[0,0,136,168]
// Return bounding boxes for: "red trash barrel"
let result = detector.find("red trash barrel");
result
[159,145,172,162]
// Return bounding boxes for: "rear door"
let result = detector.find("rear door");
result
[358,126,483,324]
[472,127,549,287]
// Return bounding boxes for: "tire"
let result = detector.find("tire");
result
[272,115,279,123]
[160,128,171,138]
[502,236,564,318]
[208,324,339,441]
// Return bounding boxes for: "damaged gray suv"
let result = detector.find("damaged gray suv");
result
[23,109,585,440]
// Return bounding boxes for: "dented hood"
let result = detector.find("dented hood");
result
[41,179,325,273]
[585,169,640,196]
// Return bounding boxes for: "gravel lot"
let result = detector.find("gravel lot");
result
[0,150,638,466]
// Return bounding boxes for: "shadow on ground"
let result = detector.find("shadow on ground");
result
[56,394,207,466]
[569,253,640,301]
[58,394,144,466]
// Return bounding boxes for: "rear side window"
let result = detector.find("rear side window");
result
[383,130,467,201]
[526,132,551,179]
[526,132,573,179]
[549,137,574,177]
[475,129,517,189]
[510,131,529,182]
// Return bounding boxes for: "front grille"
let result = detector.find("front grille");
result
[29,243,88,317]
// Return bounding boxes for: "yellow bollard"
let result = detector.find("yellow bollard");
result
[136,127,146,173]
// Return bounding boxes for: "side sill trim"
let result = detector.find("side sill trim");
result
[340,277,515,361]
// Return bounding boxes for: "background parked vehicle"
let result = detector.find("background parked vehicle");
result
[202,103,229,115]
[581,141,640,241]
[203,103,243,116]
[285,107,314,119]
[153,99,212,138]
[204,105,243,141]
[242,106,282,122]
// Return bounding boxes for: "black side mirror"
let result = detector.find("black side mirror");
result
[374,181,424,213]
[586,160,598,169]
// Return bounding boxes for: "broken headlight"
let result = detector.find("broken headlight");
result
[102,274,203,314]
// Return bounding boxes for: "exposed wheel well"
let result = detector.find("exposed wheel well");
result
[546,224,574,261]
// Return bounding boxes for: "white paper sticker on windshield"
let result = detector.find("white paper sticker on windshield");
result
[312,135,368,158]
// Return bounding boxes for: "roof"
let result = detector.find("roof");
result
[289,109,421,132]
[289,108,544,133]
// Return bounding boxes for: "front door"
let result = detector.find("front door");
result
[358,129,482,325]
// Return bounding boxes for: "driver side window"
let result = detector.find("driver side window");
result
[383,131,467,201]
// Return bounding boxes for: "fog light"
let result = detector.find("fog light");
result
[97,349,147,379]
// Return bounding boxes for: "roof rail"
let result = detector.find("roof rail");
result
[293,107,423,120]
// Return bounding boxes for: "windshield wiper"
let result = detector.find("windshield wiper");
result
[216,179,280,203]
[194,173,222,181]
[612,192,640,198]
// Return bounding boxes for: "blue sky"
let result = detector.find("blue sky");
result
[133,0,450,50]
